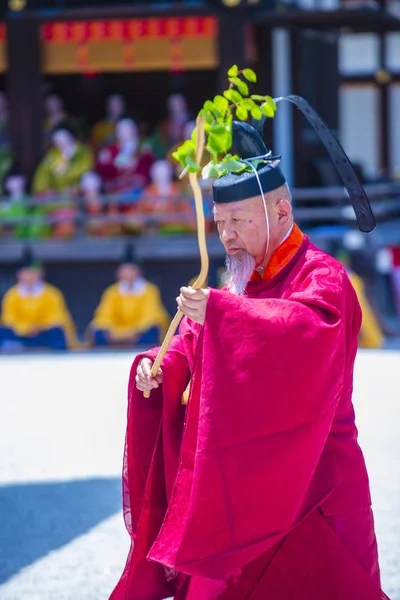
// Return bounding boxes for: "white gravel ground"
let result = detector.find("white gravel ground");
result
[0,350,398,599]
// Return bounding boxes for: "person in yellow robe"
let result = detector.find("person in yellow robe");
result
[337,251,385,349]
[32,124,94,238]
[89,261,169,347]
[33,124,94,196]
[0,261,77,351]
[91,94,126,150]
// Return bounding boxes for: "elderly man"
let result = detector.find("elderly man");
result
[110,118,387,599]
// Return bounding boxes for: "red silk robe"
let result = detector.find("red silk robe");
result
[110,234,388,600]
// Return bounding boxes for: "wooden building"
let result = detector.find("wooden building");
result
[0,0,400,332]
[1,0,400,186]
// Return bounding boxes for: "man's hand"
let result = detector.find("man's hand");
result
[177,287,210,325]
[135,357,163,393]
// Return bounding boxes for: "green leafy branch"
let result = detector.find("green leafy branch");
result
[172,65,277,180]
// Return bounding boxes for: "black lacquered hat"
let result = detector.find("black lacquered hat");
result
[212,96,376,234]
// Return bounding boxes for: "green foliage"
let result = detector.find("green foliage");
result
[229,76,249,97]
[242,68,257,82]
[173,66,278,177]
[227,64,239,77]
[236,105,248,121]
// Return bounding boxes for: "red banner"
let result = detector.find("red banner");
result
[41,17,217,43]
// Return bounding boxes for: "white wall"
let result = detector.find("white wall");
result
[389,85,400,178]
[339,34,380,75]
[339,85,380,178]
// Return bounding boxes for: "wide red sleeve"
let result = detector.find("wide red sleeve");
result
[110,322,201,600]
[148,262,360,579]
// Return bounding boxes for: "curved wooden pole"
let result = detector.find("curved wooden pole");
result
[144,116,208,398]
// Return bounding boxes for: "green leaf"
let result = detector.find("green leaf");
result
[208,131,232,154]
[185,155,201,172]
[237,80,249,97]
[264,96,277,112]
[204,111,214,125]
[210,122,229,135]
[252,159,265,169]
[227,64,239,77]
[213,95,229,115]
[230,89,243,104]
[223,89,233,102]
[251,94,265,101]
[180,140,196,154]
[261,102,275,117]
[206,145,219,162]
[222,156,247,173]
[214,163,230,178]
[243,68,257,83]
[242,98,255,110]
[203,100,214,111]
[202,161,220,179]
[171,151,181,164]
[236,105,248,121]
[250,104,262,119]
[229,77,249,97]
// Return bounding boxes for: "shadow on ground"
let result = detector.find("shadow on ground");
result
[0,477,121,583]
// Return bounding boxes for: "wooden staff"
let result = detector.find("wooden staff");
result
[144,115,208,398]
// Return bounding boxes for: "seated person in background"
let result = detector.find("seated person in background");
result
[96,117,154,196]
[34,124,94,196]
[89,259,169,347]
[141,160,195,233]
[33,124,94,238]
[151,93,190,159]
[92,94,126,150]
[0,166,50,239]
[338,251,385,349]
[43,94,80,143]
[80,171,109,237]
[0,258,77,352]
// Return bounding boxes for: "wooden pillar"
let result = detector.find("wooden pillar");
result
[217,10,247,92]
[378,33,390,177]
[6,15,43,180]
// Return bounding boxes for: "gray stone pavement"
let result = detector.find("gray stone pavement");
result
[0,350,398,599]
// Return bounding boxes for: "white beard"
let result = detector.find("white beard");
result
[222,250,256,296]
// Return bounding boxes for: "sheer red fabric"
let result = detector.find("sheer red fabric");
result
[110,237,389,600]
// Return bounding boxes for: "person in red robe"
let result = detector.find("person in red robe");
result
[110,118,388,599]
[96,117,154,195]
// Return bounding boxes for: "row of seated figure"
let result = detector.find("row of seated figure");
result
[0,120,212,239]
[0,252,386,353]
[42,91,191,158]
[0,90,212,238]
[0,90,195,193]
[0,259,169,353]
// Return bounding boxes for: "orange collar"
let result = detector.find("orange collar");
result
[250,223,304,282]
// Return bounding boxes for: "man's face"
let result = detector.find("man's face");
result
[117,264,140,286]
[214,197,268,266]
[18,268,43,288]
[214,193,292,266]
